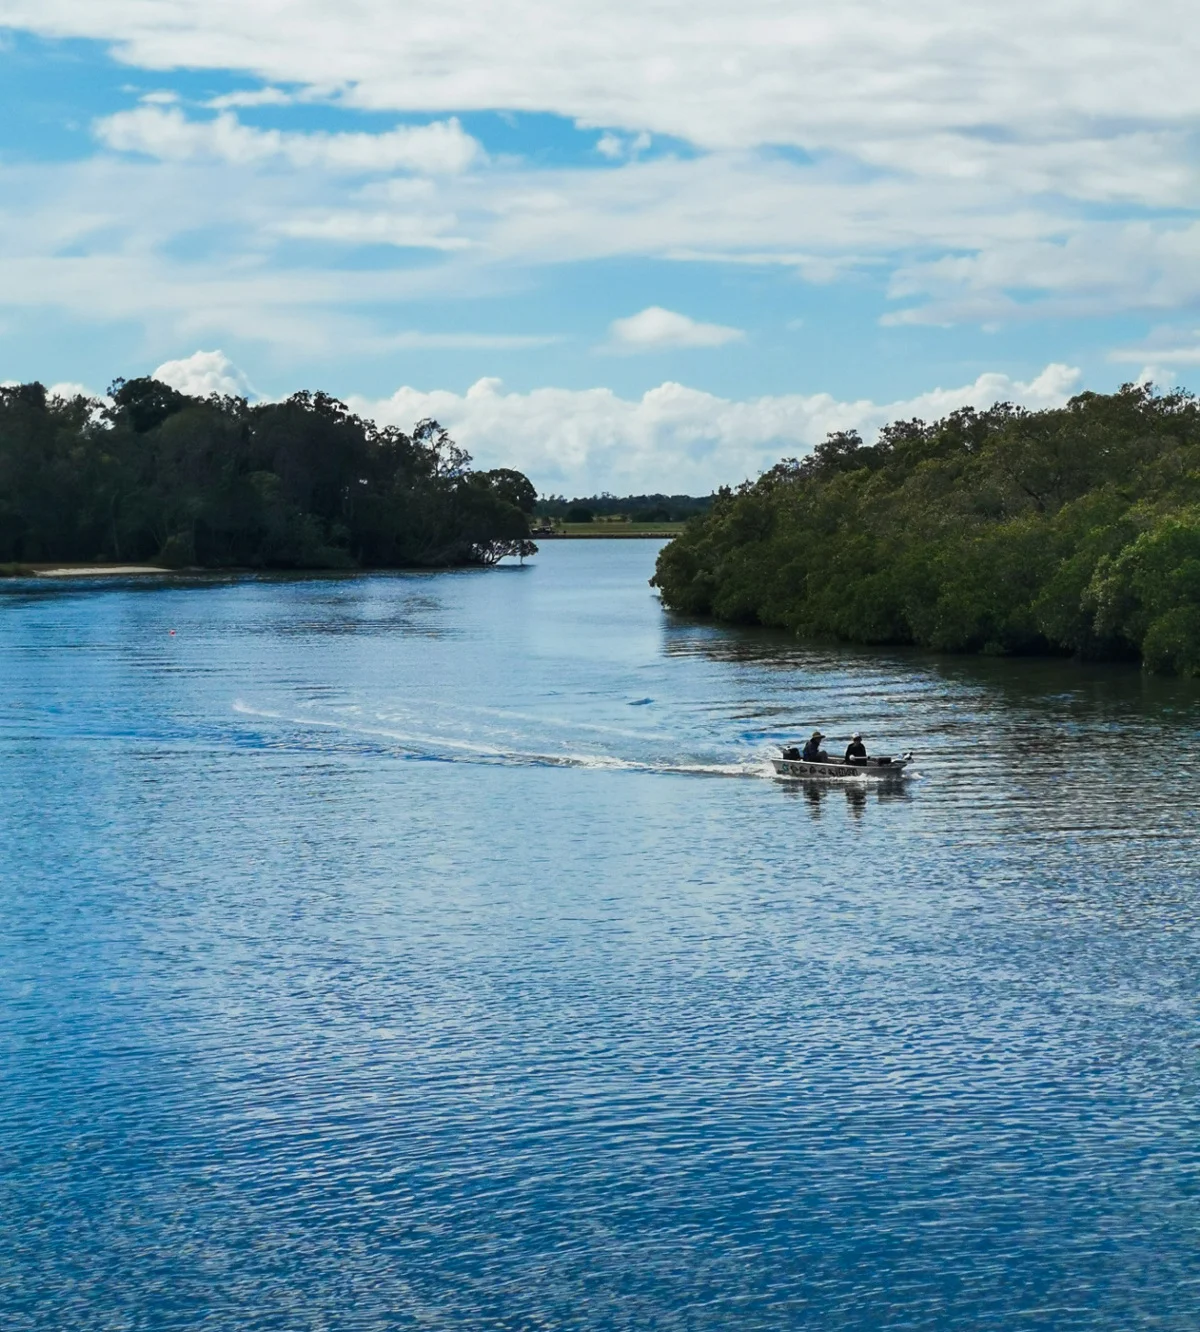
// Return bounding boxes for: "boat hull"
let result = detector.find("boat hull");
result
[771,756,910,780]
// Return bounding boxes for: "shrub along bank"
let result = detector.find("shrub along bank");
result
[651,384,1200,675]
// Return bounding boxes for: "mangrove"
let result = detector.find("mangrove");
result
[0,377,537,570]
[651,383,1200,676]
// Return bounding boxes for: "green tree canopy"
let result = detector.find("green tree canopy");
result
[651,384,1200,676]
[0,379,537,571]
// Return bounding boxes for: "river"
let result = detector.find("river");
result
[2,539,1198,1329]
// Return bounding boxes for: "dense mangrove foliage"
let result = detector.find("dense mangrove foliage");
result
[652,385,1200,675]
[0,377,536,569]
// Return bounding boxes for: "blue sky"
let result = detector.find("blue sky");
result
[2,5,1199,492]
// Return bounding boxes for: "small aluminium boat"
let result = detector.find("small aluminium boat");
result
[771,748,914,780]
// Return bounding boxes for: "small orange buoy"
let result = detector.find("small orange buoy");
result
[169,629,176,635]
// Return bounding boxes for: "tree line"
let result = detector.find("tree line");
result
[535,493,712,523]
[0,377,537,569]
[651,384,1200,676]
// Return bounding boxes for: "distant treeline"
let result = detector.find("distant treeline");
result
[535,493,713,523]
[0,378,537,569]
[652,385,1200,676]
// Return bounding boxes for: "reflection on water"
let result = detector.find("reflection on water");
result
[2,541,1199,1331]
[665,615,1200,847]
[779,776,914,820]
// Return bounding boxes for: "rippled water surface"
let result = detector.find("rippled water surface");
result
[2,541,1199,1330]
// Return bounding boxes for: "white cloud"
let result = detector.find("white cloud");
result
[2,378,101,405]
[349,362,1081,494]
[9,0,1200,166]
[94,106,481,175]
[3,1,1200,338]
[152,349,255,397]
[592,132,651,162]
[1109,341,1200,367]
[1106,341,1199,390]
[48,380,95,400]
[207,87,296,110]
[1128,365,1181,389]
[271,207,471,251]
[608,307,745,351]
[884,220,1200,324]
[5,140,1200,358]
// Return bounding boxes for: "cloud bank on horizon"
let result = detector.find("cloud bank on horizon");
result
[149,349,1082,495]
[1,0,1198,490]
[350,365,1084,496]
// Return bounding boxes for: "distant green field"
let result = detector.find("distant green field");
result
[539,522,686,538]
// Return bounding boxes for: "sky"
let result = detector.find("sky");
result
[2,2,1199,494]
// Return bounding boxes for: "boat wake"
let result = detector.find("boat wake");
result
[232,701,768,779]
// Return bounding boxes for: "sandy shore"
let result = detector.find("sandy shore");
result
[34,565,171,578]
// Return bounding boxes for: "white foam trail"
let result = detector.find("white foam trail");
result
[330,698,678,744]
[232,701,767,779]
[234,701,513,757]
[435,702,675,742]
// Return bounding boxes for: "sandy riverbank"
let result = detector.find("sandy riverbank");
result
[34,565,171,578]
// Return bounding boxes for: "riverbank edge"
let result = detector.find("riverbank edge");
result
[532,531,677,540]
[4,555,552,579]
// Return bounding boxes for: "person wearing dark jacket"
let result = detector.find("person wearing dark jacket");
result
[802,730,829,762]
[844,733,867,761]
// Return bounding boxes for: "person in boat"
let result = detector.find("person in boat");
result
[801,730,830,762]
[844,732,867,761]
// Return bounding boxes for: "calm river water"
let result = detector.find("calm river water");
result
[2,540,1198,1330]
